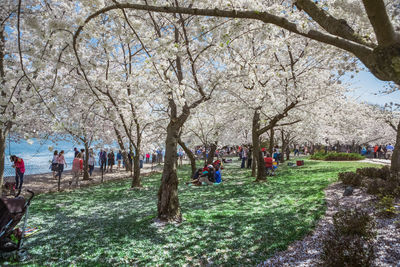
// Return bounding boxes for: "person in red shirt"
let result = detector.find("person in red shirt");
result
[264,153,275,176]
[10,155,25,191]
[374,145,379,158]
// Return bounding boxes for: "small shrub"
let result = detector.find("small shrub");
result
[339,172,363,186]
[321,233,375,267]
[333,210,375,240]
[356,166,391,180]
[310,152,365,161]
[376,195,397,218]
[366,179,382,195]
[309,152,327,160]
[321,209,375,267]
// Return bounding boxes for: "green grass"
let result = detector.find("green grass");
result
[19,159,377,266]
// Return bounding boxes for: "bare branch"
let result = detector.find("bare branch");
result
[362,0,398,45]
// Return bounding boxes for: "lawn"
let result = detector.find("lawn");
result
[20,159,377,266]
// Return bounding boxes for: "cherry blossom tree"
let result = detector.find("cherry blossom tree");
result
[74,0,400,172]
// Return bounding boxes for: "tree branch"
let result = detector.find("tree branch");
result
[73,3,373,64]
[295,0,376,48]
[362,0,398,45]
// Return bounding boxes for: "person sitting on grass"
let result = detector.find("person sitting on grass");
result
[213,159,224,170]
[188,165,214,186]
[214,166,222,184]
[190,168,203,181]
[264,153,275,176]
[223,158,232,163]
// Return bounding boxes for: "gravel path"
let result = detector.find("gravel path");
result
[360,158,391,166]
[259,183,400,267]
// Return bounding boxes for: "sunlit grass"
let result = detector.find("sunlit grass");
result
[21,159,377,266]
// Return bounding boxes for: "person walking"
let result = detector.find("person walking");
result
[294,145,299,157]
[241,147,247,168]
[10,155,25,192]
[99,149,107,172]
[373,144,379,158]
[88,152,95,176]
[361,146,367,156]
[108,150,115,172]
[247,148,252,168]
[140,154,144,169]
[145,153,150,164]
[178,149,184,167]
[116,150,122,171]
[55,150,67,180]
[70,153,82,186]
[377,145,382,159]
[51,150,59,179]
[386,143,394,160]
[74,147,79,157]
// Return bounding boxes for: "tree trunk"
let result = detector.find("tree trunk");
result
[131,153,141,187]
[268,128,274,155]
[390,121,400,173]
[206,142,217,165]
[251,146,257,177]
[0,129,6,196]
[82,141,90,180]
[280,130,286,163]
[286,145,290,160]
[157,122,182,222]
[252,108,267,182]
[178,138,196,177]
[255,144,266,181]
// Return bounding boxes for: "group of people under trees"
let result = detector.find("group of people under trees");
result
[51,146,163,187]
[238,145,282,170]
[189,160,223,186]
[361,144,394,160]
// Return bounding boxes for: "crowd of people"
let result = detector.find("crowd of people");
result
[361,144,394,159]
[5,141,395,193]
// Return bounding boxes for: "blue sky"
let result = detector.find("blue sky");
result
[344,70,400,106]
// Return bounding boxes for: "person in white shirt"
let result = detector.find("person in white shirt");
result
[51,150,59,179]
[88,152,96,176]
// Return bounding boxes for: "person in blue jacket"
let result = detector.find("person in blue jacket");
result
[214,166,222,183]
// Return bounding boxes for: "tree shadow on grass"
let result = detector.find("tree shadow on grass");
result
[20,159,368,266]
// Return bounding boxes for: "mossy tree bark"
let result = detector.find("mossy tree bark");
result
[157,120,183,222]
[132,152,141,187]
[268,128,275,156]
[82,139,90,180]
[206,142,217,165]
[252,108,266,181]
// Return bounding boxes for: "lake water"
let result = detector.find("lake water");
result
[3,138,162,177]
[3,138,79,177]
